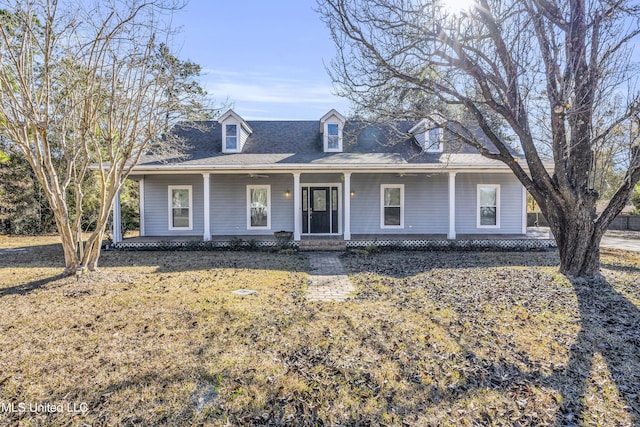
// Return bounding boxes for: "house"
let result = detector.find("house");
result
[114,109,545,249]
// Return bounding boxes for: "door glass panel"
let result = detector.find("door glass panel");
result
[313,190,327,211]
[302,188,308,210]
[331,188,338,211]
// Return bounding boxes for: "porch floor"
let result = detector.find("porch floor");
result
[120,228,553,243]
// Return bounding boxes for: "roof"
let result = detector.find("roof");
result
[133,119,519,172]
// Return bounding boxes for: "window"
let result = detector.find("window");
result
[381,184,404,228]
[477,184,500,228]
[225,124,237,150]
[247,185,270,229]
[327,123,340,149]
[168,185,192,230]
[426,127,443,152]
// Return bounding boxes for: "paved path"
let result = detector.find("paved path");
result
[306,253,355,302]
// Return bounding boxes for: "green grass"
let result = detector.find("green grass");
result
[0,236,639,425]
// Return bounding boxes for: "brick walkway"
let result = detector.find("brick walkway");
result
[306,252,355,302]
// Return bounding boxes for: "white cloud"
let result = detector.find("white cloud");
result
[200,68,350,119]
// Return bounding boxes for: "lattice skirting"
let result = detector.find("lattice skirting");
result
[111,238,556,251]
[346,239,557,250]
[111,239,283,251]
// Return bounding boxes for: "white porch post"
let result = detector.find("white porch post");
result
[522,184,528,234]
[112,190,122,244]
[293,172,301,241]
[448,172,457,239]
[138,178,145,237]
[203,173,211,241]
[344,172,351,240]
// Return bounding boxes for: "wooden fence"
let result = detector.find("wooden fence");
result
[528,213,640,231]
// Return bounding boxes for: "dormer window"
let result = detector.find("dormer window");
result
[327,124,340,150]
[427,127,443,152]
[320,109,346,153]
[225,124,237,150]
[218,109,252,154]
[409,115,444,153]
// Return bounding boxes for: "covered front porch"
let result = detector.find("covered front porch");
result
[111,169,532,247]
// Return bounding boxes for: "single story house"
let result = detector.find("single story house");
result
[114,109,541,248]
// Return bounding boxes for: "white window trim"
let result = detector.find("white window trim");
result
[425,126,444,153]
[380,184,404,229]
[222,122,240,153]
[247,185,271,230]
[477,184,500,229]
[323,121,343,152]
[168,185,193,231]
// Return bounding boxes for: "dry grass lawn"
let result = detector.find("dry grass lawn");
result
[0,235,639,426]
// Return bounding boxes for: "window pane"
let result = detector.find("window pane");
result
[172,208,190,228]
[172,189,189,208]
[428,128,441,144]
[226,124,237,149]
[171,188,190,228]
[384,187,401,206]
[327,124,339,148]
[250,188,268,227]
[480,207,497,226]
[331,188,338,211]
[313,190,327,211]
[479,187,496,206]
[384,207,401,226]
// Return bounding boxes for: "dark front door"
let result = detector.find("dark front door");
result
[310,187,331,233]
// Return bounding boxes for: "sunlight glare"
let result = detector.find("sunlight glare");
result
[440,0,476,14]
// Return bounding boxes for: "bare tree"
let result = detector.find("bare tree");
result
[318,0,640,278]
[0,0,212,274]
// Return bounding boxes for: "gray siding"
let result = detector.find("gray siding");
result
[455,173,524,234]
[144,175,204,236]
[350,173,449,234]
[210,174,294,235]
[141,171,525,238]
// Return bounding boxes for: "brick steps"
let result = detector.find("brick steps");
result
[298,240,346,252]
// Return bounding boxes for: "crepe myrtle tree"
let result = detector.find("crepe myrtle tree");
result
[318,0,640,278]
[0,0,213,274]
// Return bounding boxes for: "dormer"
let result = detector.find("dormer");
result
[218,109,253,154]
[409,115,444,153]
[320,109,346,153]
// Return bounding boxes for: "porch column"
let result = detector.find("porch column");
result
[522,185,527,234]
[293,172,301,241]
[203,173,211,241]
[448,172,456,239]
[138,178,145,237]
[112,190,122,244]
[344,172,351,240]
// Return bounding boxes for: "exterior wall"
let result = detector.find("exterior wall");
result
[141,171,525,238]
[350,173,449,235]
[144,175,204,236]
[455,172,524,234]
[210,174,294,236]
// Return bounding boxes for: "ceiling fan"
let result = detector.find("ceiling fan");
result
[248,173,269,179]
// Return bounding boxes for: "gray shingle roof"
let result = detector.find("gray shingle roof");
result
[134,120,514,170]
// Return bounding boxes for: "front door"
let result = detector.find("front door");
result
[310,187,330,233]
[302,186,339,234]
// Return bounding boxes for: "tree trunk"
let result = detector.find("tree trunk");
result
[547,205,604,279]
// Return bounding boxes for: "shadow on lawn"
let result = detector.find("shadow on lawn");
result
[0,274,67,298]
[439,277,640,424]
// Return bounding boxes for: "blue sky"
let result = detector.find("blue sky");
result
[170,0,351,120]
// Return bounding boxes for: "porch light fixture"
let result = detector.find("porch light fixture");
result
[284,190,291,198]
[350,190,355,197]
